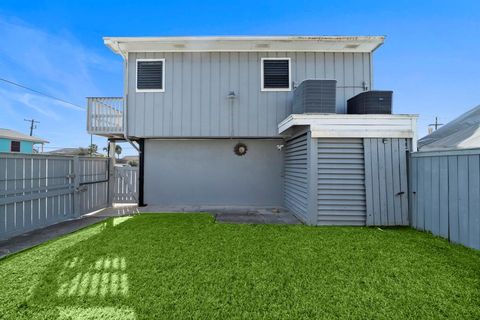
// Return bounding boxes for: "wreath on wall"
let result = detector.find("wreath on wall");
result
[234,143,248,156]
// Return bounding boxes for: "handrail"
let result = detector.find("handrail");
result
[87,97,124,135]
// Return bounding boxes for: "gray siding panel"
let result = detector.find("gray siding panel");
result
[317,138,366,226]
[283,134,309,222]
[127,52,372,138]
[364,138,410,226]
[410,150,480,250]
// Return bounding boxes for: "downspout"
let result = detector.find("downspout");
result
[117,42,139,152]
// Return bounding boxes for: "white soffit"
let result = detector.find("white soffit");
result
[104,36,385,54]
[278,114,418,139]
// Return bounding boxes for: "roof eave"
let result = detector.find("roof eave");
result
[103,35,385,55]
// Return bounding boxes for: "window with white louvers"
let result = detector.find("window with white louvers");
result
[136,59,164,92]
[261,58,291,91]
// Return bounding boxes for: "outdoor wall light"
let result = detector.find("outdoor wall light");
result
[227,91,236,99]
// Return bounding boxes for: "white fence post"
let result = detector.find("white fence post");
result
[72,156,81,217]
[108,141,116,207]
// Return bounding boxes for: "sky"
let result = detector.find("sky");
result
[0,0,479,155]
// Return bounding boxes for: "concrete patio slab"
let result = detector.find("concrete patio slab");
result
[0,205,301,259]
[93,205,302,225]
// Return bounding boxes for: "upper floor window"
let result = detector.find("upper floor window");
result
[261,58,291,91]
[10,141,20,152]
[136,59,165,92]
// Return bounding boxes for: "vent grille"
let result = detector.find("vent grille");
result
[263,59,290,89]
[317,138,366,226]
[137,60,164,90]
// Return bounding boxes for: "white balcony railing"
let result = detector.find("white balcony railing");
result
[87,97,124,135]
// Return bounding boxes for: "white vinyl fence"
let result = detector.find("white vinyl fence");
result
[410,149,480,250]
[0,153,110,240]
[113,166,138,204]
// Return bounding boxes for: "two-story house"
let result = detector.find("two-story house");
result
[88,36,417,226]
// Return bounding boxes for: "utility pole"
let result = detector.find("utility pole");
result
[24,119,40,136]
[428,116,444,132]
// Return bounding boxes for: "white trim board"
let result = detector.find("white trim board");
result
[278,114,418,149]
[104,36,385,54]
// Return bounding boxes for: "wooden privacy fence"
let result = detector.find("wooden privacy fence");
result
[410,149,480,250]
[0,153,110,240]
[113,166,138,203]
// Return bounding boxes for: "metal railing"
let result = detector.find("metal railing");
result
[87,97,124,135]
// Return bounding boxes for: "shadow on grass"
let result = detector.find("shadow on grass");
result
[7,213,480,320]
[26,217,138,319]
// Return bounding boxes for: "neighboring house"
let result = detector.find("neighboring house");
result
[45,147,103,157]
[418,105,480,151]
[87,36,418,226]
[0,128,48,154]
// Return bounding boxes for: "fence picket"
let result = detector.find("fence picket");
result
[0,153,110,240]
[410,150,480,250]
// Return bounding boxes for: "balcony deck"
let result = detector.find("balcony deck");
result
[87,97,124,138]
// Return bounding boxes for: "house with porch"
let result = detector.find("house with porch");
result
[87,36,417,226]
[0,128,48,154]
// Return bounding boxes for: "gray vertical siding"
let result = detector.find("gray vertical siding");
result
[316,138,366,226]
[410,149,480,250]
[364,138,410,226]
[283,133,309,222]
[127,52,371,138]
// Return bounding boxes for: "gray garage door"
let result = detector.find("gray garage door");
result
[144,139,284,207]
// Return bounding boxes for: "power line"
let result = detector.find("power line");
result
[0,77,85,110]
[24,118,40,136]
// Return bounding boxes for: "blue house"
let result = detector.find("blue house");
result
[0,128,48,154]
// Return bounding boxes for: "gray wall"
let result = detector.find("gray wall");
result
[283,133,309,222]
[316,138,366,226]
[410,149,480,250]
[364,138,410,226]
[144,139,284,206]
[127,52,372,138]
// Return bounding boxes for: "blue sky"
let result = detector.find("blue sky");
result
[0,0,479,155]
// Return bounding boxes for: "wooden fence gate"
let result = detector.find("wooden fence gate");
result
[0,153,109,240]
[113,166,138,204]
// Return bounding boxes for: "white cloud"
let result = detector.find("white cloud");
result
[0,17,115,107]
[0,17,120,148]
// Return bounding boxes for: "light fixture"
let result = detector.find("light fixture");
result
[227,91,236,99]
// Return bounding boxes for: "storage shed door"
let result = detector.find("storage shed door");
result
[364,138,410,226]
[317,138,367,225]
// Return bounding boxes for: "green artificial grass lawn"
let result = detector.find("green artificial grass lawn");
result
[1,214,480,320]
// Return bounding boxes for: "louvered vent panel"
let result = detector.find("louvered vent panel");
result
[263,59,289,89]
[284,134,308,222]
[317,138,367,226]
[137,61,163,90]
